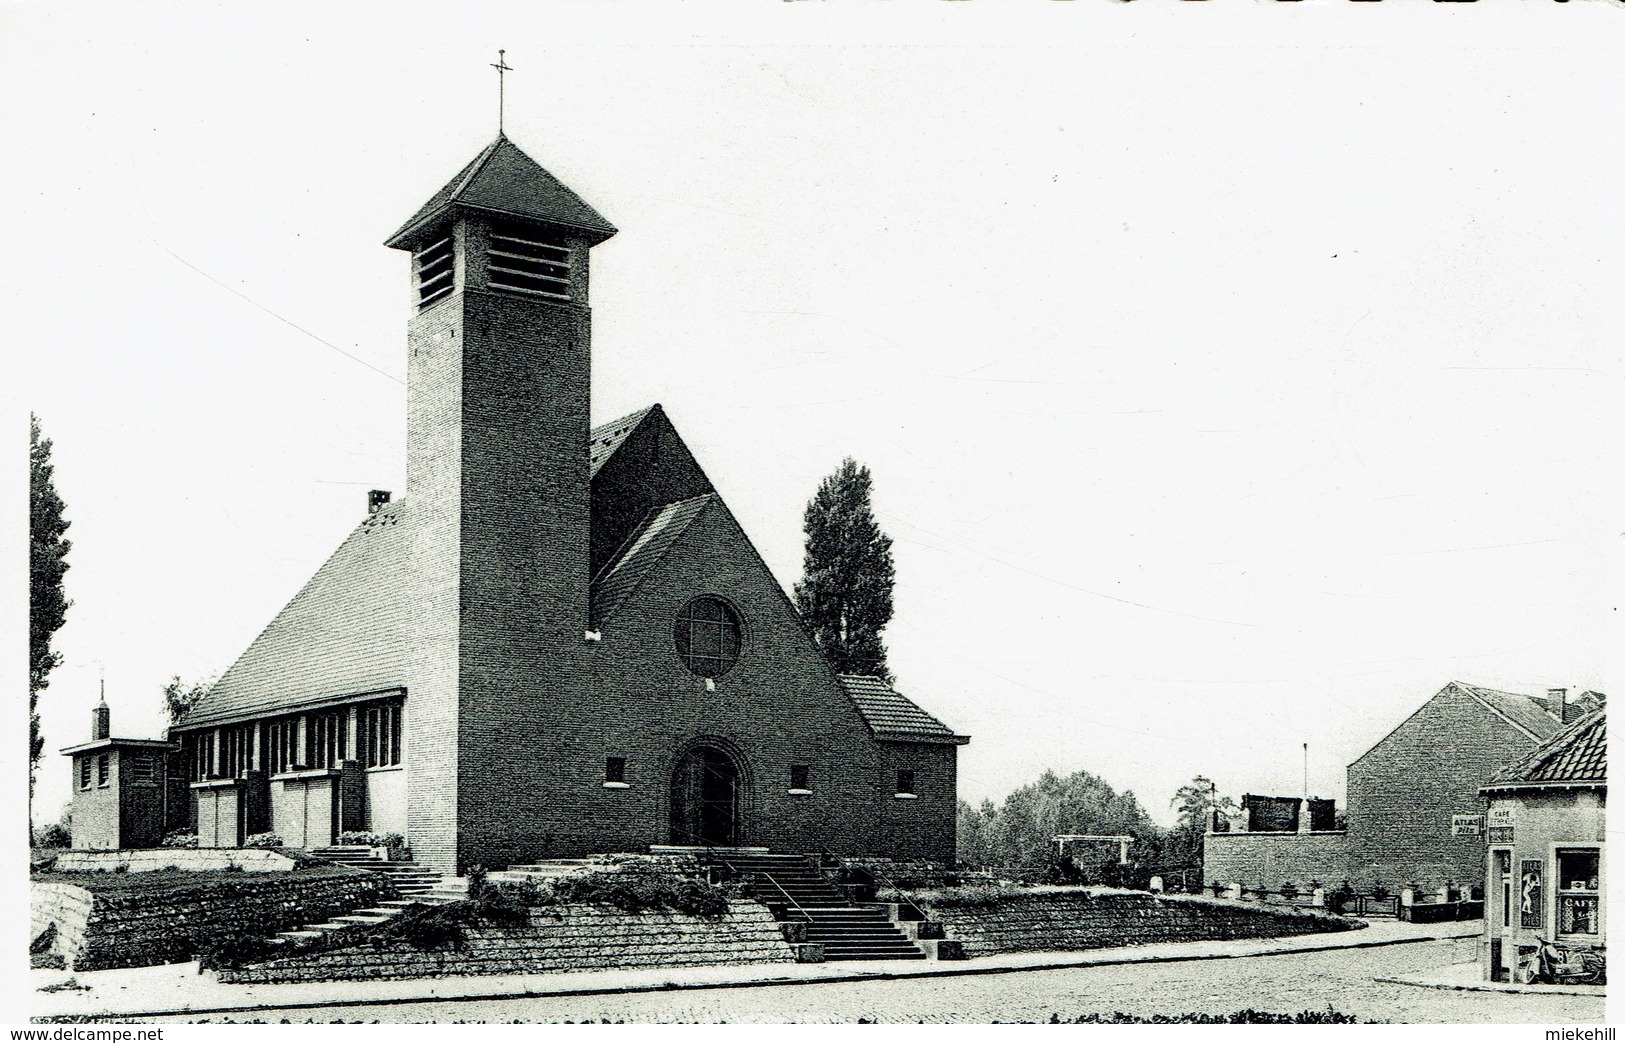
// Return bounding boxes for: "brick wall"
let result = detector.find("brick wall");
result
[1203,832,1350,891]
[69,753,119,850]
[919,888,1358,958]
[30,868,391,971]
[1347,685,1541,890]
[217,899,793,983]
[537,499,957,863]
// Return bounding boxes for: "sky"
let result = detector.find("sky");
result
[4,2,1620,839]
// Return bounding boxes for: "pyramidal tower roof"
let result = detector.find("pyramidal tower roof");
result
[385,134,617,250]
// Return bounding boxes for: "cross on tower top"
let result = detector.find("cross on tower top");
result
[491,49,513,134]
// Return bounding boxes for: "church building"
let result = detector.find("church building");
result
[164,135,968,872]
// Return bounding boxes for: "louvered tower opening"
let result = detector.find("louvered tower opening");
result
[489,221,572,300]
[414,235,454,309]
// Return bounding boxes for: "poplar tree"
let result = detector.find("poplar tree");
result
[30,416,72,809]
[793,458,895,681]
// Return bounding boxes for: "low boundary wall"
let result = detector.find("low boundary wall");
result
[917,887,1359,958]
[49,848,299,874]
[1202,831,1350,892]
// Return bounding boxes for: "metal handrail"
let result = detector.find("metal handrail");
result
[816,842,911,909]
[759,872,812,922]
[668,825,811,922]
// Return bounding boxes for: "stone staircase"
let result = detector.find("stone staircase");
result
[713,850,927,962]
[269,846,460,948]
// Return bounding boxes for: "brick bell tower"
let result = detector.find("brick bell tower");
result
[386,135,616,871]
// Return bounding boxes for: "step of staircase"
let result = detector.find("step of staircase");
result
[255,851,448,962]
[709,851,929,963]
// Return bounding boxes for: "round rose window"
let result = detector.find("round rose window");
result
[674,596,742,678]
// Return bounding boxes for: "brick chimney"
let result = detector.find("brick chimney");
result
[92,696,110,741]
[1547,688,1568,723]
[368,489,392,515]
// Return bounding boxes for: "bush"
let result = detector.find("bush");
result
[542,870,731,919]
[897,884,1009,909]
[473,886,531,927]
[243,833,285,849]
[160,829,199,848]
[33,823,71,849]
[337,830,405,849]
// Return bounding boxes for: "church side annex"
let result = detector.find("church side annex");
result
[145,134,968,873]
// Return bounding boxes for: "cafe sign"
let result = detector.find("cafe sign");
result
[1486,805,1515,843]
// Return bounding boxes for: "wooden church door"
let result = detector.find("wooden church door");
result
[670,745,743,847]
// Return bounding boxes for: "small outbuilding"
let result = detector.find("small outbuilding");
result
[60,698,178,850]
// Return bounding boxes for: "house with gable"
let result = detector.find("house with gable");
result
[1205,681,1598,896]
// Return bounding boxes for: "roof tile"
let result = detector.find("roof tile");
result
[1488,708,1606,789]
[838,675,967,744]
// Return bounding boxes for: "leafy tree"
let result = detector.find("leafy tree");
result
[1165,775,1238,866]
[30,416,72,810]
[793,458,896,680]
[163,675,213,726]
[959,769,1163,875]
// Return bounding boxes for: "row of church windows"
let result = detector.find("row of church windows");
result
[183,701,403,781]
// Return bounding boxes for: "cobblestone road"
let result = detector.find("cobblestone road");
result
[179,940,1604,1024]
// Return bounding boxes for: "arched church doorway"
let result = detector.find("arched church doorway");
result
[670,744,745,847]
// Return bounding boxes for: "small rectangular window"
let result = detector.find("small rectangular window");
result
[129,755,157,786]
[307,709,347,769]
[790,765,810,792]
[605,757,626,784]
[896,770,916,796]
[264,716,300,774]
[97,754,110,788]
[1556,849,1601,937]
[79,756,92,791]
[361,702,402,768]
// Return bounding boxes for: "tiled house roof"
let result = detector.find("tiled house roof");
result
[590,494,716,625]
[181,500,413,729]
[186,410,680,730]
[385,134,617,249]
[1460,684,1566,742]
[1484,709,1606,792]
[838,675,968,745]
[589,406,656,475]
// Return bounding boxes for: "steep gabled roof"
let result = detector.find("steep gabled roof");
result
[1460,684,1565,742]
[1351,680,1562,766]
[385,134,616,250]
[179,500,413,730]
[590,494,717,626]
[1483,708,1606,792]
[590,405,657,476]
[837,675,968,745]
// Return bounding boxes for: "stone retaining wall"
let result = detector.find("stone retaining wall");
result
[50,848,299,873]
[219,899,794,983]
[919,887,1358,957]
[31,868,392,971]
